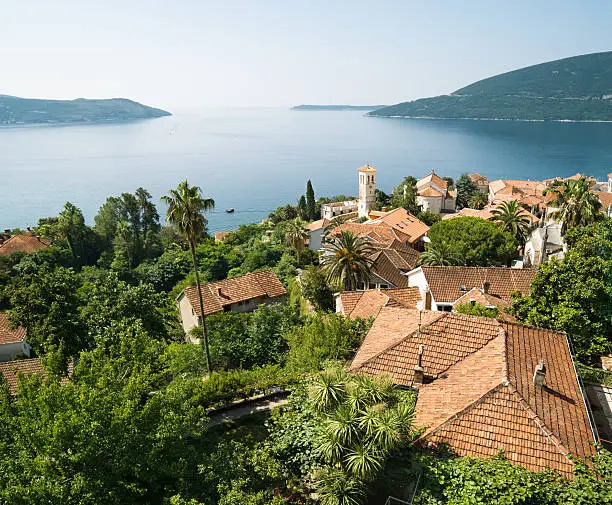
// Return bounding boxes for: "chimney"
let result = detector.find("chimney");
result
[36,236,41,242]
[413,344,425,386]
[533,360,546,388]
[482,281,490,293]
[26,226,31,232]
[381,207,388,213]
[215,286,222,297]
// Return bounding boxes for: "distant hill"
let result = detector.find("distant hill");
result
[369,51,612,121]
[292,104,386,111]
[0,95,171,125]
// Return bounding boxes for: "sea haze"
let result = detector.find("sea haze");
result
[2,108,612,233]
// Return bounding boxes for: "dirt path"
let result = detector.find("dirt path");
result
[206,394,289,427]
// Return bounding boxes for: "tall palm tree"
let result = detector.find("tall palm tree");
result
[489,200,531,246]
[321,231,374,291]
[162,180,215,373]
[544,177,602,234]
[419,241,462,266]
[284,218,309,264]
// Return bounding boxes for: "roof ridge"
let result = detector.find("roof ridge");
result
[506,384,573,462]
[351,310,448,372]
[420,383,505,439]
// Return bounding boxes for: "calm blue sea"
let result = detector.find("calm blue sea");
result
[2,108,612,233]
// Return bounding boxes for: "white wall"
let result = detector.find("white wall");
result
[178,293,200,335]
[0,341,31,362]
[308,228,325,251]
[417,195,442,214]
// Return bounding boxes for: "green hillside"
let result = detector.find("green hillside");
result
[0,95,171,125]
[369,51,612,121]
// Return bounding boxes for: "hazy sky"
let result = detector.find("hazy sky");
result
[1,1,611,110]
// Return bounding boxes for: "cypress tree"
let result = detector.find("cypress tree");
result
[297,195,308,220]
[306,180,316,220]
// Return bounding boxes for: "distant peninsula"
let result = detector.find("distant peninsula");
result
[292,104,386,111]
[369,51,612,121]
[0,95,171,125]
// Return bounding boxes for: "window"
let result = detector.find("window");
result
[379,284,389,289]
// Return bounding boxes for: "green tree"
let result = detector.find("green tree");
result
[455,173,478,209]
[417,210,441,226]
[58,202,99,267]
[454,302,500,318]
[297,194,309,220]
[489,200,531,248]
[544,176,602,234]
[284,218,309,264]
[9,265,84,363]
[300,265,335,312]
[309,368,415,504]
[468,191,488,210]
[321,231,374,291]
[427,217,518,266]
[306,180,317,220]
[511,219,612,363]
[162,180,215,373]
[390,176,419,214]
[419,242,462,266]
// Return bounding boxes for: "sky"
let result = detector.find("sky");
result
[1,0,611,110]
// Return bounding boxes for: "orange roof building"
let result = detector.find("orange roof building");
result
[177,270,287,335]
[368,207,430,245]
[416,170,456,214]
[0,358,46,395]
[406,266,535,311]
[350,308,597,476]
[0,312,31,362]
[0,234,50,256]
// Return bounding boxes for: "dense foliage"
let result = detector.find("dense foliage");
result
[512,218,612,363]
[427,217,519,266]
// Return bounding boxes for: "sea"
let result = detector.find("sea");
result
[2,108,612,233]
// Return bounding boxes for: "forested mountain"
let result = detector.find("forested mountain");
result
[369,51,612,120]
[0,95,171,125]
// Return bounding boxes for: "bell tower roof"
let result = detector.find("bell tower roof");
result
[358,164,377,173]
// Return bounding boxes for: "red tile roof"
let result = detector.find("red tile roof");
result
[0,312,26,345]
[338,288,421,320]
[307,218,331,231]
[452,287,509,308]
[596,191,612,209]
[369,208,429,244]
[418,171,448,191]
[0,358,45,395]
[469,173,489,184]
[418,187,445,198]
[419,266,535,304]
[351,309,597,476]
[214,231,232,242]
[182,270,287,317]
[330,222,412,246]
[358,164,377,173]
[0,234,50,256]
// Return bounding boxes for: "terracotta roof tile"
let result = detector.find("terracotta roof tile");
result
[214,231,232,242]
[452,287,509,308]
[350,308,444,369]
[307,218,330,231]
[469,173,489,184]
[183,270,287,317]
[0,358,45,395]
[0,312,26,345]
[596,191,612,209]
[330,222,412,246]
[0,235,50,256]
[358,164,377,173]
[419,187,445,198]
[350,309,596,476]
[369,251,410,288]
[420,266,535,304]
[339,288,421,320]
[369,208,429,244]
[417,171,448,191]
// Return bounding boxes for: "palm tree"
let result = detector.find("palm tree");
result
[321,231,374,291]
[162,180,215,373]
[544,177,602,234]
[284,218,309,264]
[468,191,488,210]
[419,241,462,266]
[489,200,531,246]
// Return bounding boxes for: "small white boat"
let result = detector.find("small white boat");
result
[226,208,235,213]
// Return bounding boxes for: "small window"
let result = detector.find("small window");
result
[379,284,388,289]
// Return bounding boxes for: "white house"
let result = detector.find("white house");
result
[416,170,456,214]
[320,200,358,220]
[176,270,287,335]
[0,312,31,362]
[306,218,330,251]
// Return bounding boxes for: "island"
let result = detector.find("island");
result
[368,51,612,121]
[292,104,386,111]
[0,95,171,125]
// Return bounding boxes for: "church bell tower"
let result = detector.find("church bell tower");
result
[358,164,377,219]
